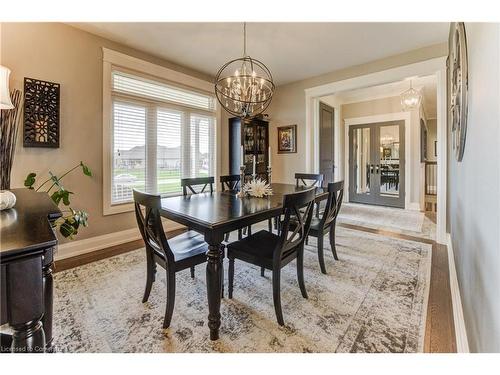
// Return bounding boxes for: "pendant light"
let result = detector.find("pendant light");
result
[400,80,422,111]
[215,23,275,119]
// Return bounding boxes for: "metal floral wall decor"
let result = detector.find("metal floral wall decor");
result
[448,22,468,162]
[23,77,60,148]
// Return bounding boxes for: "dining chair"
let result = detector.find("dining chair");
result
[220,174,244,241]
[181,177,215,196]
[227,188,316,326]
[289,181,344,274]
[219,174,241,192]
[294,173,324,188]
[133,189,211,328]
[295,172,325,218]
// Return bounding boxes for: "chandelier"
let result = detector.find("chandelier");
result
[215,23,275,118]
[400,80,422,111]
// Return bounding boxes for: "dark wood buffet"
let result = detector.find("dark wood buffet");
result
[0,188,61,353]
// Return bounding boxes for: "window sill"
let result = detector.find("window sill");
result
[103,202,134,216]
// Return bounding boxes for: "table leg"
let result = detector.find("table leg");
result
[205,239,223,340]
[42,249,54,351]
[11,318,45,353]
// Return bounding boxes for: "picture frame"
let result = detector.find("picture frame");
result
[277,124,297,154]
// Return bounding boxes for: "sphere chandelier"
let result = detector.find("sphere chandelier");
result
[215,23,275,119]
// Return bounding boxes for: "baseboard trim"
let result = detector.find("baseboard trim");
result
[446,232,470,353]
[407,202,421,211]
[56,224,184,261]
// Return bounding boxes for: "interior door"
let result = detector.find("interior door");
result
[319,102,335,183]
[349,121,405,208]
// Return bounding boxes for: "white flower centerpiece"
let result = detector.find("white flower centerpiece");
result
[242,178,273,198]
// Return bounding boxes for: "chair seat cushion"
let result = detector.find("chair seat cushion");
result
[152,230,208,262]
[227,230,280,260]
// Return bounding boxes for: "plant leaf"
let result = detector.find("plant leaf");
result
[24,173,37,189]
[80,162,92,177]
[51,191,62,205]
[62,190,73,206]
[59,220,76,238]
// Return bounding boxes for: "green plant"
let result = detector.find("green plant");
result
[24,161,92,239]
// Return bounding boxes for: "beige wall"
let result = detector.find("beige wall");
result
[0,22,212,243]
[447,23,500,352]
[266,43,447,185]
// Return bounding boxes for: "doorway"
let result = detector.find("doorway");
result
[349,121,405,208]
[319,102,335,183]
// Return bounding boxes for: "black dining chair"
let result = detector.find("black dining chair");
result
[219,174,241,192]
[181,177,215,196]
[288,181,344,274]
[133,189,210,329]
[295,173,325,218]
[227,188,316,326]
[295,173,324,188]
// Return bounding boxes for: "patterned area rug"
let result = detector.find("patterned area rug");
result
[53,226,431,353]
[338,203,425,233]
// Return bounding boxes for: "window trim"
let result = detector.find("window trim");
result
[102,48,221,215]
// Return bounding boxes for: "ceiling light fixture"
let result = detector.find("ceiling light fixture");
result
[214,22,275,119]
[400,80,422,111]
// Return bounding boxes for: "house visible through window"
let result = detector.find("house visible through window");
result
[111,70,216,204]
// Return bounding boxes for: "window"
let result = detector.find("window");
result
[107,67,216,207]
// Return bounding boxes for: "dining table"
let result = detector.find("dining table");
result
[159,182,328,340]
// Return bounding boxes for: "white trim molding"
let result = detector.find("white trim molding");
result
[101,48,221,216]
[344,112,412,210]
[304,56,448,243]
[56,223,184,261]
[446,233,470,353]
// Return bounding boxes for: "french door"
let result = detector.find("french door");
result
[349,121,405,208]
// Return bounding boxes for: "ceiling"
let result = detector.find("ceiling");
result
[71,22,449,85]
[331,74,438,118]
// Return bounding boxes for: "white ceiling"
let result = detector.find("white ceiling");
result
[332,75,438,118]
[71,22,449,85]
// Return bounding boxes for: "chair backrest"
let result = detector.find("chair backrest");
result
[133,189,175,264]
[295,173,324,188]
[320,180,344,228]
[181,177,215,196]
[275,188,316,263]
[219,174,241,192]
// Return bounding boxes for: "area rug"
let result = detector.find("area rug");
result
[52,226,431,353]
[338,203,425,233]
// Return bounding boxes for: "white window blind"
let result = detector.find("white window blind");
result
[110,69,216,204]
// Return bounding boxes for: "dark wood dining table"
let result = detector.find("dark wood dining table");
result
[159,182,327,340]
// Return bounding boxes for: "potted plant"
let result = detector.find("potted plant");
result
[24,161,92,239]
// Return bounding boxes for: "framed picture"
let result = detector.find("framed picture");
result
[277,125,297,153]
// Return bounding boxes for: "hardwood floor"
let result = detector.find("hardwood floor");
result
[54,223,456,353]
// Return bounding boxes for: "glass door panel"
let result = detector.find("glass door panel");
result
[349,125,372,204]
[378,124,400,198]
